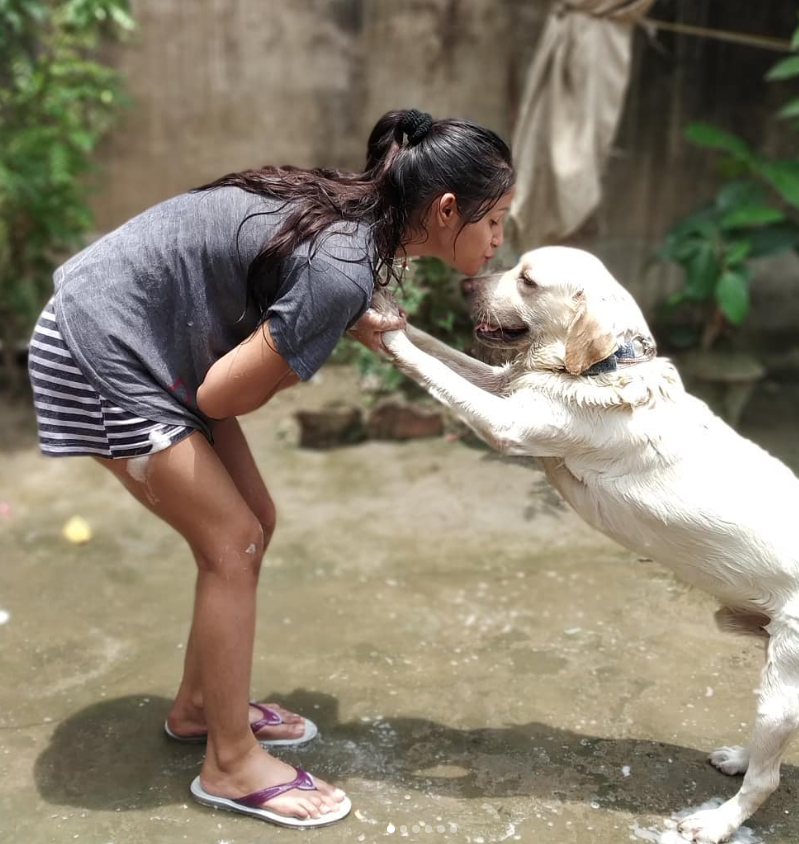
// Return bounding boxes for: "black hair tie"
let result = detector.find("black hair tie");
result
[401,108,433,146]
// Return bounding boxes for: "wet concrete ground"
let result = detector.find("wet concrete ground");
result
[1,367,798,844]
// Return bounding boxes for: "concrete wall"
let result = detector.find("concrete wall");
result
[93,0,546,227]
[91,0,798,336]
[93,0,365,224]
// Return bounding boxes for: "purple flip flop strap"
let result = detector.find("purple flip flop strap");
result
[235,767,317,808]
[248,701,285,733]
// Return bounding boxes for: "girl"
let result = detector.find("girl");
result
[28,108,514,828]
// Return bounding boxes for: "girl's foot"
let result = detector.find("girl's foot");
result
[167,700,307,743]
[200,745,347,823]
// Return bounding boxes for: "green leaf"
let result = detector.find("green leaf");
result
[68,129,97,152]
[766,55,799,81]
[684,122,752,162]
[657,232,702,263]
[662,290,688,314]
[684,242,719,301]
[778,97,799,120]
[674,215,717,239]
[662,205,718,250]
[716,271,749,325]
[109,3,135,31]
[717,157,752,181]
[747,222,799,257]
[715,180,765,211]
[757,159,799,208]
[435,312,455,332]
[720,205,785,229]
[672,236,705,262]
[792,21,799,49]
[724,240,752,266]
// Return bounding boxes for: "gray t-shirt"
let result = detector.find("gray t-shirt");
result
[54,186,375,440]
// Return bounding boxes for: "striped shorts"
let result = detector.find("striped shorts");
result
[28,300,194,459]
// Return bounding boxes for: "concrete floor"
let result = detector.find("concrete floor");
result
[1,368,798,844]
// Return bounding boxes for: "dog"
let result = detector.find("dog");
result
[376,246,799,843]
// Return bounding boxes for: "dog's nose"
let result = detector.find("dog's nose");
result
[461,277,476,296]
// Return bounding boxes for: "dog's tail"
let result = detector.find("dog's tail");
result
[715,606,770,639]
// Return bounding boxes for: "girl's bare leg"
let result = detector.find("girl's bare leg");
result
[167,418,304,742]
[96,431,345,819]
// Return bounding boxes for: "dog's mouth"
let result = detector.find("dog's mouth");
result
[473,320,529,346]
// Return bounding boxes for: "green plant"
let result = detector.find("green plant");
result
[0,0,134,390]
[657,16,799,351]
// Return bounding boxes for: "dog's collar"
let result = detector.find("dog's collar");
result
[582,336,657,376]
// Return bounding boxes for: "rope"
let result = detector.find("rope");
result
[556,3,793,52]
[641,18,794,53]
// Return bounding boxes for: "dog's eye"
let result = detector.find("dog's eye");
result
[520,272,538,288]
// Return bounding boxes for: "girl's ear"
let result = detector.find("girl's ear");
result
[436,193,458,228]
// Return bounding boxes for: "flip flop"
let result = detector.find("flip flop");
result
[164,701,319,748]
[190,766,352,828]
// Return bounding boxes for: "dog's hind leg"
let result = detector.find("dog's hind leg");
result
[706,607,771,778]
[678,620,799,843]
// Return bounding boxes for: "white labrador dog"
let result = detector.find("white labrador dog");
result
[377,246,799,844]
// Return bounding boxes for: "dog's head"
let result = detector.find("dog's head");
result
[464,246,653,375]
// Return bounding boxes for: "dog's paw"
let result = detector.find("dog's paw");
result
[677,806,740,843]
[709,746,749,776]
[371,287,401,318]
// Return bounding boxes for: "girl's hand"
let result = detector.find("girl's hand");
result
[348,308,406,353]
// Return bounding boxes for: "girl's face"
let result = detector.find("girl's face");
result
[432,188,515,277]
[403,187,515,276]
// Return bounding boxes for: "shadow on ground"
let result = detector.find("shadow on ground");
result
[35,690,799,827]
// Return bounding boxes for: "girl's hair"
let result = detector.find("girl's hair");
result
[194,108,514,315]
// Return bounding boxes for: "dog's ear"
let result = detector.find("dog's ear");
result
[564,292,617,375]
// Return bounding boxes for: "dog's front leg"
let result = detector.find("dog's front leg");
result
[404,324,509,392]
[382,329,527,454]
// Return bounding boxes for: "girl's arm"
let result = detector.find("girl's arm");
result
[197,322,300,419]
[198,307,405,419]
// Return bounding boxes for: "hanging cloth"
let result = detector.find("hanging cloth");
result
[507,0,655,249]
